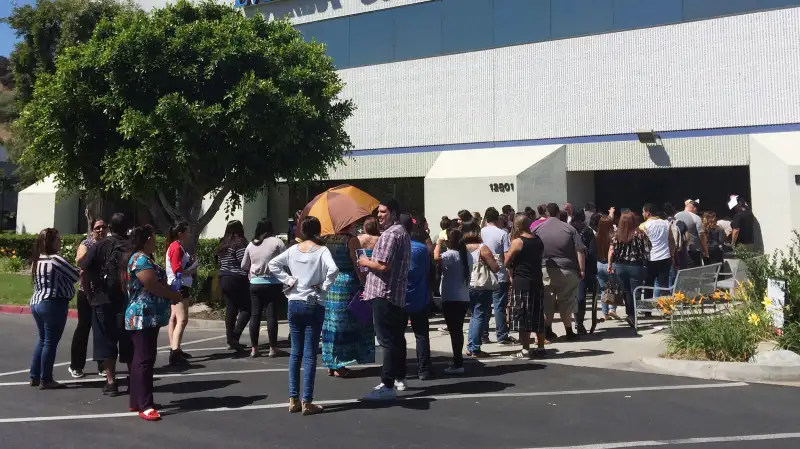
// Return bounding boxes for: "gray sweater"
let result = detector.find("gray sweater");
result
[241,237,286,284]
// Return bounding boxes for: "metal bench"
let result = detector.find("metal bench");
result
[716,258,747,291]
[632,263,722,333]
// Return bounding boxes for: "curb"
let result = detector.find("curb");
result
[640,356,800,383]
[0,305,79,319]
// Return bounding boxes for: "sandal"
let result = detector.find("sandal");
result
[608,311,620,320]
[138,409,161,421]
[332,368,352,378]
[512,349,530,359]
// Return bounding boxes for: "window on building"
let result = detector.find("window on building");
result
[551,0,614,39]
[441,0,494,54]
[682,0,763,21]
[393,2,443,61]
[296,19,350,68]
[612,0,683,30]
[349,9,394,67]
[493,0,551,47]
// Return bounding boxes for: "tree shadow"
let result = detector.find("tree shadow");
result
[323,380,515,414]
[154,379,239,394]
[163,394,268,415]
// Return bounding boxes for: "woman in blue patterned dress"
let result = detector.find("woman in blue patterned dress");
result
[125,225,182,421]
[322,223,375,377]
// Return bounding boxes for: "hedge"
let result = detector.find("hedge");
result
[0,233,225,310]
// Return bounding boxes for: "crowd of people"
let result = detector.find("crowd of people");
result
[22,194,756,421]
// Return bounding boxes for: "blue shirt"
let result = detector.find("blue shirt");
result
[405,241,430,313]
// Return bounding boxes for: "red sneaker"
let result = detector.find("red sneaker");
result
[138,409,161,421]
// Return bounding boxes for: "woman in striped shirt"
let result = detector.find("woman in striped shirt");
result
[28,228,79,389]
[217,220,251,353]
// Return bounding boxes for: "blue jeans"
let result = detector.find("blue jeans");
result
[30,299,69,382]
[288,300,325,403]
[596,262,617,315]
[613,264,647,318]
[467,289,492,354]
[481,282,510,341]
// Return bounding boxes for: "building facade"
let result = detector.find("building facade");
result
[16,1,800,253]
[240,0,800,253]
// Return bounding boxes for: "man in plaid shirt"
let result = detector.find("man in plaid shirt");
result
[358,198,411,401]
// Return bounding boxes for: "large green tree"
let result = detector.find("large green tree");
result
[16,0,354,237]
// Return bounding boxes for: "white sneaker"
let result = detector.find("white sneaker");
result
[444,365,465,375]
[67,367,85,379]
[394,379,408,391]
[363,384,397,401]
[439,326,450,335]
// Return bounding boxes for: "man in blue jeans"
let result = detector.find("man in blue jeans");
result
[480,207,516,344]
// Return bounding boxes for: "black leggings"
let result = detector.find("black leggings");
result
[249,284,282,348]
[70,291,101,372]
[219,275,251,346]
[442,301,469,368]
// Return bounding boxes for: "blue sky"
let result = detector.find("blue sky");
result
[1,0,178,57]
[1,0,35,57]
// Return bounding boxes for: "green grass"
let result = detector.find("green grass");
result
[0,273,76,307]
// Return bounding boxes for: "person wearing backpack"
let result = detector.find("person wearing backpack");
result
[79,213,133,397]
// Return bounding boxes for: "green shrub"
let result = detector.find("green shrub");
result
[665,307,772,362]
[778,321,800,353]
[0,256,24,273]
[0,233,223,310]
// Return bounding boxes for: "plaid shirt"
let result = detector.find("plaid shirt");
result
[363,223,411,306]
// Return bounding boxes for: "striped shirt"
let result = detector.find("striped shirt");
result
[363,223,411,307]
[31,255,79,305]
[218,238,248,277]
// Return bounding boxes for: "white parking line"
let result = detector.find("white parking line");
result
[0,335,227,377]
[528,432,800,448]
[0,382,748,423]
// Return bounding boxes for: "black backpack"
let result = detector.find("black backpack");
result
[103,239,127,292]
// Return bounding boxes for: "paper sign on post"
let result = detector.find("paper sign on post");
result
[767,279,786,329]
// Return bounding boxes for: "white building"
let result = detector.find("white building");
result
[19,0,800,252]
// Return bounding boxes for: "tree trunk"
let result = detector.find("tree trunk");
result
[139,184,231,247]
[83,192,104,235]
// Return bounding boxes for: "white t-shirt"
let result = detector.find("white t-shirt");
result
[642,218,671,262]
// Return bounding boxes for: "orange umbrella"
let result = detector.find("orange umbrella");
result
[300,185,379,236]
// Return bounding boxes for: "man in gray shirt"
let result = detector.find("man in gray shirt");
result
[533,203,586,341]
[674,200,707,268]
[480,207,515,344]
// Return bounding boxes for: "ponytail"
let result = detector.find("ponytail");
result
[167,221,190,246]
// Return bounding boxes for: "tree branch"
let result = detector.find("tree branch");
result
[196,184,232,232]
[137,194,171,235]
[157,191,183,222]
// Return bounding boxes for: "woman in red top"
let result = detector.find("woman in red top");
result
[165,222,197,366]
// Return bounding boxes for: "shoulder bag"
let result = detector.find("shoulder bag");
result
[470,246,498,290]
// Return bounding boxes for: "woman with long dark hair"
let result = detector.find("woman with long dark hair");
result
[505,214,546,358]
[321,217,374,378]
[608,211,651,327]
[165,221,197,365]
[434,228,471,374]
[703,212,725,264]
[69,218,107,378]
[217,220,251,352]
[269,216,339,415]
[29,228,79,390]
[595,215,617,321]
[242,218,287,357]
[125,225,183,421]
[462,225,500,358]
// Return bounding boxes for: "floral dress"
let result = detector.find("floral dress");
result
[125,252,172,331]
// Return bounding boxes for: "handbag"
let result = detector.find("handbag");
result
[348,288,373,324]
[602,278,626,306]
[470,247,498,290]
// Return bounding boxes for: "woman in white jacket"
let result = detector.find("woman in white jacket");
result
[268,216,338,416]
